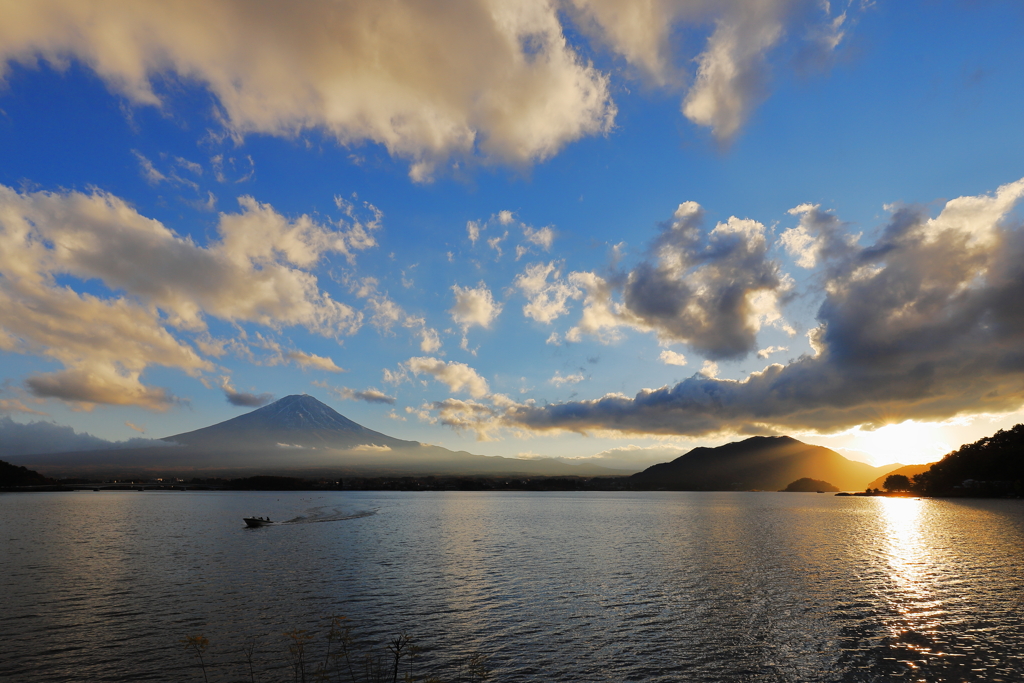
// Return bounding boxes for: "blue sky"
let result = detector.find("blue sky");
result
[2,0,1024,470]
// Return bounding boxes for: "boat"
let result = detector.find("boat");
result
[243,516,274,527]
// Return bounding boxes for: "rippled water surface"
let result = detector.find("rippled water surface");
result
[3,491,1024,681]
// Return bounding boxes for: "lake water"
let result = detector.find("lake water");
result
[2,491,1023,682]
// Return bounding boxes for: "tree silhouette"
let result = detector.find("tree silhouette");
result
[883,474,911,492]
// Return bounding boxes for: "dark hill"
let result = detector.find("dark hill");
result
[0,459,53,487]
[915,424,1024,495]
[630,435,894,491]
[782,477,839,492]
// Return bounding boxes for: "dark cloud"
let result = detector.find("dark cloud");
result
[0,417,171,458]
[490,178,1024,436]
[348,389,397,405]
[25,369,174,410]
[224,388,274,407]
[620,203,787,359]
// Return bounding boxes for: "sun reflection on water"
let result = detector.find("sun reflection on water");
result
[877,497,946,665]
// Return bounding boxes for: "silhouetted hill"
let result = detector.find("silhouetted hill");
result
[866,463,934,491]
[15,395,627,479]
[915,424,1024,495]
[782,477,839,492]
[0,459,53,487]
[630,436,895,491]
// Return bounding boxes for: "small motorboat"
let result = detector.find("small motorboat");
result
[243,516,274,528]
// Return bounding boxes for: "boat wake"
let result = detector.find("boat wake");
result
[281,505,377,525]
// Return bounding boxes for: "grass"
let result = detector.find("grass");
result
[181,616,490,683]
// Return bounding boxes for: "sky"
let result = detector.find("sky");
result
[2,0,1024,471]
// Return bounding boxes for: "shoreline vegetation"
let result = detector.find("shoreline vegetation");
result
[4,424,1022,498]
[180,616,490,683]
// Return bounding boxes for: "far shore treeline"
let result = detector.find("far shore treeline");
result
[3,424,1022,497]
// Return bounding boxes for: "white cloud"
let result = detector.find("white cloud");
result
[572,0,855,144]
[132,150,168,185]
[418,327,442,353]
[514,261,581,323]
[0,184,369,409]
[757,345,788,359]
[0,0,615,179]
[406,357,490,398]
[450,283,502,349]
[523,225,555,250]
[699,360,719,378]
[681,2,785,143]
[351,443,392,453]
[467,220,482,245]
[550,371,585,387]
[286,350,345,373]
[659,349,688,366]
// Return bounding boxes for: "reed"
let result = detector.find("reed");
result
[181,616,490,683]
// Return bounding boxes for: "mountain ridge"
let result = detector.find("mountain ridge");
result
[163,394,416,450]
[15,394,627,478]
[630,435,897,491]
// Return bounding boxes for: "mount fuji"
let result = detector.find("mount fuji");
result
[15,395,626,478]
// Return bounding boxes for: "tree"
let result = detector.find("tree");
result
[883,474,911,492]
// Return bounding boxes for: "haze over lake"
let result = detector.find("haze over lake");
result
[3,491,1023,682]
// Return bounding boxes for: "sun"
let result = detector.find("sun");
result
[844,421,952,466]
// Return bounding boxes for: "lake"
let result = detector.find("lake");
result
[2,491,1023,681]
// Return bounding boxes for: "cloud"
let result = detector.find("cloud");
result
[0,398,47,416]
[314,381,397,405]
[522,225,555,250]
[0,0,615,179]
[566,443,691,471]
[467,220,482,245]
[450,283,502,349]
[514,262,581,323]
[351,443,392,453]
[565,200,790,358]
[286,350,345,373]
[0,184,370,409]
[354,278,442,352]
[757,345,788,359]
[0,416,171,458]
[419,178,1024,439]
[221,379,274,407]
[659,349,688,366]
[550,371,585,387]
[571,0,854,144]
[406,357,490,398]
[680,1,786,143]
[125,421,146,433]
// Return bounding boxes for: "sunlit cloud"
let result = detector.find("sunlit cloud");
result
[0,184,372,409]
[0,0,616,180]
[406,357,490,399]
[314,381,397,405]
[418,178,1024,440]
[450,283,502,351]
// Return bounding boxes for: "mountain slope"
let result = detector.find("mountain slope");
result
[164,394,415,450]
[866,463,934,491]
[630,436,896,491]
[15,395,627,478]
